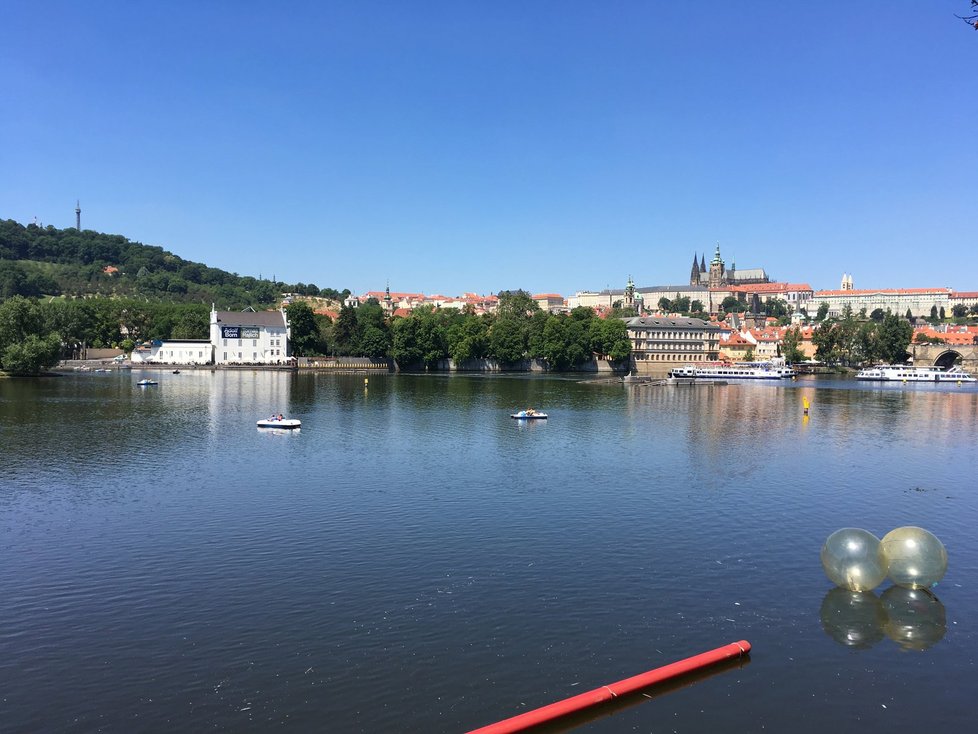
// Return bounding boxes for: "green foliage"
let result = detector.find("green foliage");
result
[876,313,913,364]
[286,301,319,356]
[1,333,61,374]
[496,290,539,319]
[815,311,913,365]
[951,304,968,318]
[870,308,886,322]
[815,302,829,322]
[488,318,526,364]
[763,298,790,318]
[721,296,746,314]
[0,296,61,373]
[0,218,347,309]
[781,326,805,363]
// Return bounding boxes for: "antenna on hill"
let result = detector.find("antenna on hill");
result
[75,200,81,230]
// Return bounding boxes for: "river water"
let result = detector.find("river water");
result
[1,371,976,732]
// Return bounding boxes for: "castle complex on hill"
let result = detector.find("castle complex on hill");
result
[688,245,770,288]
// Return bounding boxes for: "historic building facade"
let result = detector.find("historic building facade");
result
[210,306,291,365]
[624,316,721,375]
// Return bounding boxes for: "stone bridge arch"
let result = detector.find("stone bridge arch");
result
[934,350,963,369]
[911,343,978,371]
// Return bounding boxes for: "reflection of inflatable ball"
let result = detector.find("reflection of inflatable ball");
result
[819,588,886,648]
[821,528,888,591]
[881,526,947,589]
[881,586,947,651]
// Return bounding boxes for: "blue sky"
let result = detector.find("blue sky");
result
[2,1,976,296]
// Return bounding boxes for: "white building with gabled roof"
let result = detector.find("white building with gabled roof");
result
[210,306,291,365]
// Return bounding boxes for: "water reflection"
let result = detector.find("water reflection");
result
[881,586,947,651]
[819,586,946,650]
[819,588,887,649]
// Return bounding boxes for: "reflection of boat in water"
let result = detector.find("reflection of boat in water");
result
[856,364,976,382]
[669,361,796,380]
[136,379,158,386]
[257,418,301,429]
[511,410,548,420]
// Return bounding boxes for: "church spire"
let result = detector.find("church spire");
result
[690,254,700,285]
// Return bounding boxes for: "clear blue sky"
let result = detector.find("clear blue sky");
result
[2,1,976,296]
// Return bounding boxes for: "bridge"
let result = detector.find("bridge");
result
[910,343,978,371]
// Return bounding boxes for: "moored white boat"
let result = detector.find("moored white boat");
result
[856,365,976,382]
[136,379,158,386]
[669,361,796,380]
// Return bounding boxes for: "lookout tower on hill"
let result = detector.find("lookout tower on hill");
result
[75,200,81,230]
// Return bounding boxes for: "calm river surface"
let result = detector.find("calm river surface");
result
[2,371,976,733]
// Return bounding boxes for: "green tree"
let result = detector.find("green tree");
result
[333,305,360,355]
[781,326,805,363]
[488,318,526,364]
[171,308,210,339]
[876,313,913,363]
[496,290,539,319]
[690,300,704,313]
[359,325,390,359]
[815,302,829,322]
[721,296,745,314]
[658,297,672,312]
[391,317,422,366]
[1,333,62,374]
[286,301,319,356]
[951,304,968,318]
[870,308,886,322]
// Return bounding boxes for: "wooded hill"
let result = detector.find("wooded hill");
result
[0,218,346,307]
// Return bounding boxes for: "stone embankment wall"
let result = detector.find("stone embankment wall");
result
[408,358,626,374]
[298,357,392,371]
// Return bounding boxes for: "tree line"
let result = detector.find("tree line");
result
[0,296,211,373]
[807,307,914,365]
[286,291,632,369]
[0,219,347,308]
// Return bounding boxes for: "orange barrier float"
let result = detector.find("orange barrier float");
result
[466,640,751,734]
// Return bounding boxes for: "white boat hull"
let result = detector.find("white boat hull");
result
[856,365,976,382]
[257,419,302,429]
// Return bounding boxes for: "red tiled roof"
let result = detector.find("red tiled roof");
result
[728,283,812,293]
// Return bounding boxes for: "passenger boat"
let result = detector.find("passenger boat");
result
[668,361,796,380]
[855,365,976,382]
[257,418,302,429]
[136,379,158,386]
[511,410,548,420]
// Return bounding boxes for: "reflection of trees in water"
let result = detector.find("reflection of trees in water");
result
[820,586,946,651]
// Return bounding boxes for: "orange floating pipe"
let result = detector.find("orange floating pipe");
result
[466,640,751,734]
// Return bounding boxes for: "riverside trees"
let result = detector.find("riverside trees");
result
[813,310,913,366]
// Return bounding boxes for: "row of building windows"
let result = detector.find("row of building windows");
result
[637,353,709,361]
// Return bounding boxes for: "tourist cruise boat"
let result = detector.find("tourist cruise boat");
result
[855,365,976,382]
[669,361,796,380]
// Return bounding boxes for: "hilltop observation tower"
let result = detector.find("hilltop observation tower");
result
[75,200,81,230]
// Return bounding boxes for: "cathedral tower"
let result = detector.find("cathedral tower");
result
[708,244,725,288]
